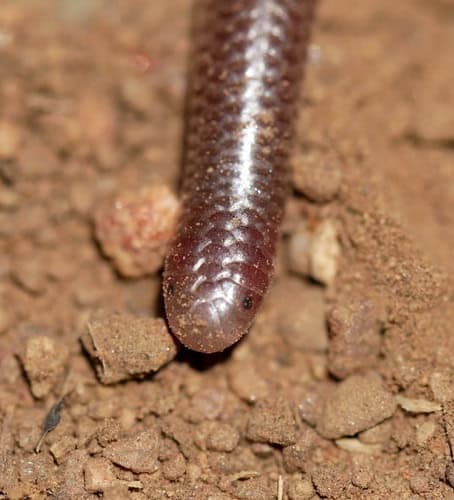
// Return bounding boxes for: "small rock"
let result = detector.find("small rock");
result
[230,476,274,500]
[19,336,69,398]
[103,484,132,500]
[206,423,240,452]
[308,219,340,286]
[228,362,269,403]
[287,226,311,276]
[160,415,195,459]
[335,438,382,455]
[409,475,431,494]
[191,387,226,420]
[282,426,317,473]
[96,418,122,447]
[58,450,89,498]
[81,310,178,384]
[292,147,342,202]
[415,420,437,446]
[351,459,374,489]
[270,277,328,352]
[327,296,382,379]
[312,462,351,498]
[297,386,326,426]
[246,396,297,446]
[396,395,441,414]
[317,373,397,439]
[250,442,274,458]
[94,185,179,278]
[359,420,392,445]
[429,369,454,403]
[186,463,202,483]
[84,457,117,493]
[162,453,186,481]
[103,429,160,473]
[88,398,117,420]
[49,435,77,464]
[287,476,314,500]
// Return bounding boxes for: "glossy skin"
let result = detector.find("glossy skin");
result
[164,0,316,353]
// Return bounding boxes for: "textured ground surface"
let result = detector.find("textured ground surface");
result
[0,0,453,498]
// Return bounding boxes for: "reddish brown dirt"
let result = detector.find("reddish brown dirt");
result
[1,1,453,499]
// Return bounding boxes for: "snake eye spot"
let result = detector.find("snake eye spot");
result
[242,296,253,310]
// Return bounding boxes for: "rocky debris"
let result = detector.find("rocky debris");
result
[292,147,342,203]
[94,185,179,277]
[246,396,298,446]
[102,429,160,474]
[316,373,397,439]
[327,295,382,379]
[396,395,441,414]
[81,310,178,384]
[270,277,328,352]
[19,335,69,398]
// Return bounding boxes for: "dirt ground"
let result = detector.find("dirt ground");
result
[1,0,453,498]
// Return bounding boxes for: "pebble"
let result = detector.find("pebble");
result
[396,395,441,414]
[415,420,437,446]
[96,418,122,447]
[84,457,117,493]
[270,277,328,352]
[49,435,77,464]
[206,423,240,453]
[292,147,342,202]
[81,310,178,384]
[246,396,297,446]
[19,335,69,398]
[317,373,397,439]
[191,387,226,420]
[94,185,179,278]
[409,474,431,494]
[287,225,311,276]
[308,219,340,286]
[327,296,382,379]
[287,476,315,500]
[162,453,186,481]
[351,459,374,489]
[312,462,352,498]
[228,362,269,403]
[282,426,317,473]
[335,438,382,455]
[429,369,454,402]
[58,450,88,499]
[103,429,160,474]
[359,420,392,445]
